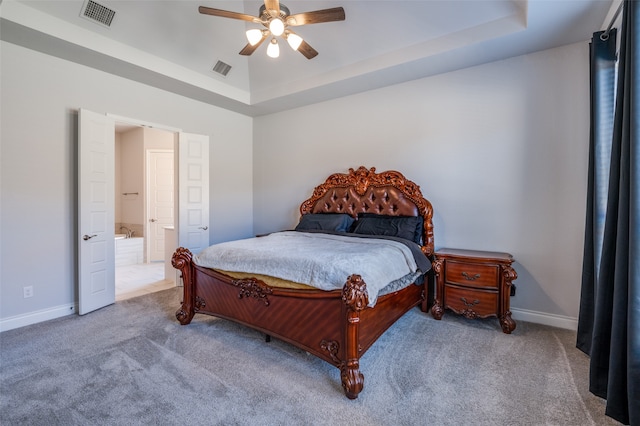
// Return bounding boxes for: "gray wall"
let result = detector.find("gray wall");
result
[0,41,253,324]
[1,38,591,330]
[253,42,590,324]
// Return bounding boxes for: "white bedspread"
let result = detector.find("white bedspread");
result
[193,231,420,306]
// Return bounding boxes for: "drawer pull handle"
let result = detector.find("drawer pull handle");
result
[461,297,480,307]
[462,272,481,281]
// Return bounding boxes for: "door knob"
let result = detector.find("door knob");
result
[83,234,97,241]
[199,226,208,231]
[149,218,157,222]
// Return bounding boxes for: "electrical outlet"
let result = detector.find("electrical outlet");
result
[23,286,33,298]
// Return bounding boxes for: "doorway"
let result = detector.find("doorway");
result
[114,123,175,300]
[78,109,210,315]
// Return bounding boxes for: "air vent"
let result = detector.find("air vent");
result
[212,60,232,77]
[80,0,116,28]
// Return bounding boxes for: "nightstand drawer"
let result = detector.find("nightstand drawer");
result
[444,285,498,318]
[445,261,499,289]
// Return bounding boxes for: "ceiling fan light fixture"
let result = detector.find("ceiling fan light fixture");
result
[286,32,303,51]
[267,38,280,58]
[246,28,264,46]
[199,3,345,60]
[269,18,285,36]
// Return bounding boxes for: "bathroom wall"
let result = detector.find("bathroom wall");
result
[115,132,123,227]
[115,126,175,240]
[144,127,173,150]
[117,128,145,238]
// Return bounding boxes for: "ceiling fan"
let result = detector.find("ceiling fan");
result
[199,0,345,59]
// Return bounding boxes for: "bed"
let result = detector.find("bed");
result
[171,166,434,399]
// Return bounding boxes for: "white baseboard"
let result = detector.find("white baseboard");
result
[0,303,77,333]
[511,307,577,331]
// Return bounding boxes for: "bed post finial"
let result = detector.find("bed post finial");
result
[342,274,369,311]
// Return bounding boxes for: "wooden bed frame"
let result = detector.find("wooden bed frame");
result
[172,166,434,399]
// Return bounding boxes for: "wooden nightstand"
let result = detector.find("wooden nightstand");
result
[430,248,518,333]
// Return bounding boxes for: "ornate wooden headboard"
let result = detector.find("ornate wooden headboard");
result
[299,166,434,256]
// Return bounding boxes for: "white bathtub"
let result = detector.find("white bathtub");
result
[115,236,144,266]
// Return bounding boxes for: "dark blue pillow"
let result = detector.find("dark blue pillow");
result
[352,214,423,244]
[295,213,355,232]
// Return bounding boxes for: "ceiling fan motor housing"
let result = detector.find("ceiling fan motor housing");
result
[259,3,290,20]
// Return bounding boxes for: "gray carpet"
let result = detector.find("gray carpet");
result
[0,288,619,425]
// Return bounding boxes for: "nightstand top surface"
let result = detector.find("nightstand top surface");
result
[436,248,513,262]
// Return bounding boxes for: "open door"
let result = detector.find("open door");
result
[177,133,210,253]
[147,149,175,262]
[78,109,115,315]
[78,111,208,310]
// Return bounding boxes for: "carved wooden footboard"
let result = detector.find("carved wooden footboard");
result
[172,247,425,399]
[172,166,434,398]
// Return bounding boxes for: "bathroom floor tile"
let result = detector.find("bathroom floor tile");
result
[116,262,176,301]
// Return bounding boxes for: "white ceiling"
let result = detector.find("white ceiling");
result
[1,0,613,116]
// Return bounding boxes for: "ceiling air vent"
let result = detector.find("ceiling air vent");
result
[80,0,116,28]
[212,60,232,77]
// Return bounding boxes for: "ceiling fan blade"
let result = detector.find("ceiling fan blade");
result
[297,40,318,59]
[198,6,259,23]
[239,36,268,56]
[286,7,345,26]
[264,0,280,17]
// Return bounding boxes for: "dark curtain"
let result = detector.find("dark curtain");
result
[577,1,640,425]
[578,30,617,354]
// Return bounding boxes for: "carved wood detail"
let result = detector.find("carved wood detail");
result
[502,265,518,283]
[500,265,518,333]
[431,303,444,320]
[500,311,516,334]
[320,340,341,365]
[231,278,273,306]
[175,307,190,324]
[341,275,369,312]
[341,359,364,400]
[460,308,480,319]
[341,274,367,399]
[172,247,195,325]
[195,296,206,311]
[299,166,434,256]
[430,258,444,320]
[171,247,192,270]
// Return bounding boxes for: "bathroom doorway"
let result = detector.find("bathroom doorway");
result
[114,123,175,300]
[78,109,209,314]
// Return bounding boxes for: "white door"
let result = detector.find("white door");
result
[178,133,209,253]
[78,109,115,315]
[147,150,174,262]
